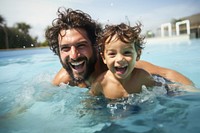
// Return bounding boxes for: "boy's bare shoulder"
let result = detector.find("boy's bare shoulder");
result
[90,71,109,96]
[134,67,151,77]
[94,70,112,83]
[134,68,156,86]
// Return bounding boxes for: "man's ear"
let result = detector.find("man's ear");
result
[100,52,107,64]
[136,49,142,61]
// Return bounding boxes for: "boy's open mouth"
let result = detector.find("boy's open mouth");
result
[115,66,127,74]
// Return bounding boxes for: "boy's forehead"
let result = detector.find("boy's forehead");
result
[105,39,135,49]
[105,34,118,44]
[105,34,134,46]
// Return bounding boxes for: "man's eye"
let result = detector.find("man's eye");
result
[61,47,70,52]
[77,44,86,49]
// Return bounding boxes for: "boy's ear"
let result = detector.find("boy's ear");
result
[136,49,142,61]
[100,52,107,64]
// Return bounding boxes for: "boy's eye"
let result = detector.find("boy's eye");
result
[124,51,132,55]
[107,52,116,57]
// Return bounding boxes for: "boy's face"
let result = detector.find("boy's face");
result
[103,35,140,80]
[58,28,96,82]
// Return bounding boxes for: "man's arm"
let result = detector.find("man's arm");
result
[53,60,194,86]
[52,67,71,86]
[136,60,194,86]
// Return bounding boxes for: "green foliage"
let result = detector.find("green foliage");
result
[0,26,8,49]
[15,22,31,34]
[0,15,5,25]
[7,27,35,48]
[145,30,155,38]
[0,14,40,49]
[39,40,49,47]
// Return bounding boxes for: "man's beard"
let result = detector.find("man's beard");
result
[60,55,96,85]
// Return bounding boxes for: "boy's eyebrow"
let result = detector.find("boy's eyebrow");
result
[105,49,115,53]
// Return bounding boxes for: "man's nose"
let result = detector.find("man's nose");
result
[70,46,79,59]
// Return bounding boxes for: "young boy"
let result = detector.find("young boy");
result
[90,23,161,99]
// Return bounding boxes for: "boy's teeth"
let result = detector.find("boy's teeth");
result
[115,66,127,74]
[117,66,127,68]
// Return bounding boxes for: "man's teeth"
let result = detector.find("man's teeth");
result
[71,61,84,66]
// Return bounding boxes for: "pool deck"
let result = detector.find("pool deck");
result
[146,34,190,43]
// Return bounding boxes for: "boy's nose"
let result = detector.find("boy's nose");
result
[116,54,124,63]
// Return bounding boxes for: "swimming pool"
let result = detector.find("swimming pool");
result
[0,39,200,133]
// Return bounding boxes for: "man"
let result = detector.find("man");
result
[45,7,193,88]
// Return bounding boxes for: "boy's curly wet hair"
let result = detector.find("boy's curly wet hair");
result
[45,7,102,55]
[98,22,145,53]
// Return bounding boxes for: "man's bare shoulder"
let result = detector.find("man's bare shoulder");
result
[52,68,71,86]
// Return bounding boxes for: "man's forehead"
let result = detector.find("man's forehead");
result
[58,29,93,48]
[59,29,89,40]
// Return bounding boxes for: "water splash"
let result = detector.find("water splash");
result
[106,85,168,119]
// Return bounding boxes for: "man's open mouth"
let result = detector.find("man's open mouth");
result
[70,60,85,72]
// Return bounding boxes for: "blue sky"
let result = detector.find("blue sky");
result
[0,0,200,42]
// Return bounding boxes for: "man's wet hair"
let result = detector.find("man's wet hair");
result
[45,7,102,55]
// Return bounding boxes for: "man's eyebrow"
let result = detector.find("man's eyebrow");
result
[60,44,70,47]
[76,40,90,44]
[60,40,89,47]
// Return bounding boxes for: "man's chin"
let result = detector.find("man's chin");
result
[71,71,85,81]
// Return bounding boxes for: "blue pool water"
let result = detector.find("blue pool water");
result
[0,39,200,133]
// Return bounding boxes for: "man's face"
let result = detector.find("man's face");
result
[58,28,96,82]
